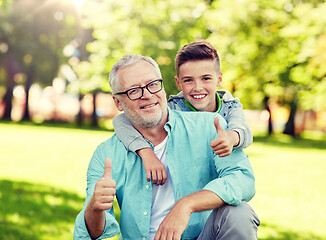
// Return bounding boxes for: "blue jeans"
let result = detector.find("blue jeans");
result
[195,202,260,240]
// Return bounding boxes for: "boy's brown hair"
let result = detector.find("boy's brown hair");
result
[175,40,220,76]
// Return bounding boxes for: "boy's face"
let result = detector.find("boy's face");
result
[175,59,222,112]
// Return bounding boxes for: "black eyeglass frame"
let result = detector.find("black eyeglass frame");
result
[114,79,163,100]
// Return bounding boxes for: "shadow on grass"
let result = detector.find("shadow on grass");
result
[1,178,324,240]
[253,135,326,150]
[0,179,84,240]
[259,222,325,240]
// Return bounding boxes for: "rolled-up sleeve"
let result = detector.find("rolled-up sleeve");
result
[203,149,255,206]
[203,113,255,206]
[73,145,120,240]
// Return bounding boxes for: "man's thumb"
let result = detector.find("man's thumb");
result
[103,157,112,178]
[214,117,225,136]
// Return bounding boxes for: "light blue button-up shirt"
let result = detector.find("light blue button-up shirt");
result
[74,108,255,240]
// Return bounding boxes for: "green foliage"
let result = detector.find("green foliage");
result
[74,0,210,96]
[0,0,79,87]
[73,0,326,115]
[204,0,326,111]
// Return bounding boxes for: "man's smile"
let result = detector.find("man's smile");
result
[140,102,158,109]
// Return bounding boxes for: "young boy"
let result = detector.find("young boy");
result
[113,40,252,185]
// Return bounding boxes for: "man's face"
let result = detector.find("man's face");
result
[175,59,222,112]
[113,60,168,129]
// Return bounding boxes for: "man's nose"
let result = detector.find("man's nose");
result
[141,87,152,99]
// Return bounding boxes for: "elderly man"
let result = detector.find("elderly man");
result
[74,54,259,240]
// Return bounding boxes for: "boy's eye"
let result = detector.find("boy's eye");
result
[203,77,211,81]
[183,79,192,83]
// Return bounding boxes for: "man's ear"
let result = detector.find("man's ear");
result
[112,95,124,111]
[174,76,182,91]
[217,71,223,87]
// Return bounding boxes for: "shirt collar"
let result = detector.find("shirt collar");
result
[164,107,176,133]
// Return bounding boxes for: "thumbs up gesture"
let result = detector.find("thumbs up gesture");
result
[210,117,239,157]
[92,157,116,211]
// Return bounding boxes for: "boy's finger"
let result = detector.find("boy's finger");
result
[214,117,226,137]
[146,170,151,182]
[162,169,167,185]
[151,171,157,185]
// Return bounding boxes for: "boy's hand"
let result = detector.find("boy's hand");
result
[210,117,239,157]
[137,148,167,186]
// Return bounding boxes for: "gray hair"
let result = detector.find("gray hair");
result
[109,54,162,94]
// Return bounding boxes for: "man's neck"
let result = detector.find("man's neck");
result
[132,113,169,147]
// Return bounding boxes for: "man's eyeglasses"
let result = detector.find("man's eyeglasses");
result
[115,79,163,100]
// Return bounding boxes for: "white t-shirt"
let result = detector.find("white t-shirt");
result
[148,136,175,240]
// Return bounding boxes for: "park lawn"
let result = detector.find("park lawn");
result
[0,122,326,240]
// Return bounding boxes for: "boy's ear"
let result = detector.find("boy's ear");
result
[112,95,124,112]
[174,76,183,91]
[217,71,223,87]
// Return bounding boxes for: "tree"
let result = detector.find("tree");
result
[70,0,210,99]
[206,0,326,136]
[0,0,80,121]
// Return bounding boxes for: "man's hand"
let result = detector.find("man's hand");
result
[154,190,224,240]
[210,117,239,157]
[138,148,167,186]
[154,200,191,240]
[91,157,116,211]
[85,157,116,239]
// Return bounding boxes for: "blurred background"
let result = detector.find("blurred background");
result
[0,0,326,239]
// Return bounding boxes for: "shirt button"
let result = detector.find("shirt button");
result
[146,185,150,189]
[144,211,148,216]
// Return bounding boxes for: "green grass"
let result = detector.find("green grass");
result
[248,134,326,240]
[0,122,326,239]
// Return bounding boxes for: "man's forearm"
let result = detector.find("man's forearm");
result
[179,190,225,213]
[85,200,106,239]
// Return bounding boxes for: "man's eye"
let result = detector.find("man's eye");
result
[128,88,140,95]
[149,82,158,88]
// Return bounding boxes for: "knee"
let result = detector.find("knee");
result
[223,202,258,224]
[216,202,260,239]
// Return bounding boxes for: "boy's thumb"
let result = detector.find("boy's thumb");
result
[214,117,225,136]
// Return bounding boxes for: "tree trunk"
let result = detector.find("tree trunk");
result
[2,53,19,120]
[264,96,273,135]
[76,94,84,126]
[91,91,98,127]
[2,86,13,120]
[22,65,35,121]
[283,98,297,137]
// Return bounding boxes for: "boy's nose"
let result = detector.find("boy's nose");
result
[193,81,203,91]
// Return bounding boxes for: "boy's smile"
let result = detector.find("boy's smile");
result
[175,59,222,112]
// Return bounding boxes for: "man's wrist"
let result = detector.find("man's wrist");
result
[85,199,106,239]
[177,195,196,214]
